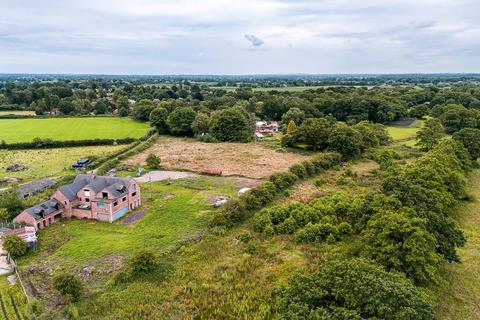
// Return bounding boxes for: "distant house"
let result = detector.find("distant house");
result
[14,174,141,230]
[255,121,279,135]
[18,178,57,198]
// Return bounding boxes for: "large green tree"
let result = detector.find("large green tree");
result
[167,107,197,136]
[452,127,480,160]
[210,107,253,142]
[361,209,439,283]
[280,258,434,320]
[416,118,444,151]
[149,107,169,133]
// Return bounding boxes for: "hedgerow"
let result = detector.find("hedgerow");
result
[210,152,341,227]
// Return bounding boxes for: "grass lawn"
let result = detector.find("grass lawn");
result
[434,170,480,319]
[20,177,238,269]
[0,117,150,143]
[0,145,126,182]
[0,276,29,320]
[0,110,35,116]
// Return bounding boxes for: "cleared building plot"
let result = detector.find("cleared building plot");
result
[125,136,311,178]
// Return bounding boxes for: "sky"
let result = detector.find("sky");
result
[1,0,479,75]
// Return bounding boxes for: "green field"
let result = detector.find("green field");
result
[0,117,150,143]
[0,110,35,116]
[0,145,126,182]
[386,120,423,147]
[0,276,29,320]
[434,170,480,320]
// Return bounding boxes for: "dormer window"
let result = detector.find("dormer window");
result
[84,189,90,197]
[102,192,108,199]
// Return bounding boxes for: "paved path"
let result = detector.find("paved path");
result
[0,239,12,275]
[136,170,199,183]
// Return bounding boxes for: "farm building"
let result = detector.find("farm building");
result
[18,178,57,198]
[14,174,141,229]
[255,121,279,135]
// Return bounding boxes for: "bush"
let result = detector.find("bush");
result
[314,178,326,187]
[279,258,434,320]
[240,231,252,243]
[146,153,161,169]
[289,163,308,180]
[3,235,27,258]
[243,243,257,254]
[294,223,339,243]
[269,172,298,191]
[338,221,353,235]
[54,274,83,302]
[336,176,348,185]
[129,249,157,273]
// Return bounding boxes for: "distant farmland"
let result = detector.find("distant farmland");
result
[0,117,150,143]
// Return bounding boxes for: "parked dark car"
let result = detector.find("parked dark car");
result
[71,158,92,169]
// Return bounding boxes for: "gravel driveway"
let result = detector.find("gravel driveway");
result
[135,170,199,183]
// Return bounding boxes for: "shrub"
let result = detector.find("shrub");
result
[314,178,326,187]
[276,216,298,234]
[146,153,161,169]
[336,176,347,185]
[269,172,298,191]
[294,223,339,243]
[264,225,274,236]
[243,243,257,254]
[302,160,317,177]
[338,221,353,235]
[3,234,27,258]
[279,258,434,320]
[129,249,157,273]
[289,163,308,180]
[54,273,83,302]
[240,231,252,243]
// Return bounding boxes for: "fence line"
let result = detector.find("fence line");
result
[11,259,30,304]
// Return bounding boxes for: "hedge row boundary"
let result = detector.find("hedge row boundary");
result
[210,152,342,227]
[0,138,139,150]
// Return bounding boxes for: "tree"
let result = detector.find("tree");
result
[129,249,157,273]
[361,209,439,283]
[146,153,161,169]
[210,107,253,142]
[293,117,333,151]
[453,128,480,160]
[0,208,8,221]
[281,107,305,131]
[133,99,156,121]
[279,258,434,320]
[352,121,380,150]
[0,188,25,219]
[3,235,27,258]
[54,274,83,302]
[327,123,363,159]
[149,107,169,133]
[191,112,210,136]
[114,94,129,117]
[93,99,107,114]
[167,107,196,136]
[416,118,444,151]
[286,120,297,135]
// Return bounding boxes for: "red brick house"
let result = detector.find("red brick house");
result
[14,174,141,230]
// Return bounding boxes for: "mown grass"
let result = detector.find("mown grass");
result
[0,145,126,182]
[0,117,150,143]
[434,170,480,320]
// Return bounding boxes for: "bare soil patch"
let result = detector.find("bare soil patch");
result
[125,137,310,178]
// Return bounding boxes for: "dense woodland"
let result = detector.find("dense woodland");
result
[1,74,480,319]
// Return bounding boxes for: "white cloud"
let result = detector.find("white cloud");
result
[0,0,479,74]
